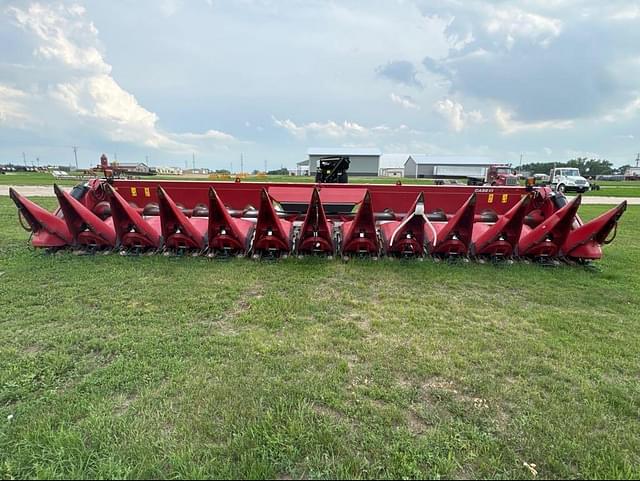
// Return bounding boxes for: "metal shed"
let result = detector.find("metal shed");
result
[307,148,381,177]
[404,155,494,179]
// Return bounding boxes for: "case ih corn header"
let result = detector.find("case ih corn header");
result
[9,177,626,263]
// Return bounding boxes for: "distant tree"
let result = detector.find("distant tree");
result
[615,164,632,175]
[267,168,289,175]
[520,162,558,174]
[566,157,613,176]
[521,158,613,176]
[214,169,230,174]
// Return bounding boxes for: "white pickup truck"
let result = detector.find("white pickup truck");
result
[549,168,590,193]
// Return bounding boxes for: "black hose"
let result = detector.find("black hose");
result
[17,209,32,232]
[603,223,618,245]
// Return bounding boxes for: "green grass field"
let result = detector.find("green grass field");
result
[0,172,82,187]
[0,197,639,479]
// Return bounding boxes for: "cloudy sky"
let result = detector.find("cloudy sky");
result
[1,0,639,170]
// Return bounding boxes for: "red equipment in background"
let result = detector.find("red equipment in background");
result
[9,177,626,263]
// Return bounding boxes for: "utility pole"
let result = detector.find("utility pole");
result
[240,153,244,175]
[192,152,196,170]
[72,146,78,169]
[230,161,233,174]
[636,153,640,167]
[519,153,523,175]
[22,152,26,167]
[264,159,267,173]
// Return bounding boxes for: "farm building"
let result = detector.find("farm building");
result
[155,166,184,175]
[306,148,381,177]
[295,160,310,176]
[379,154,409,177]
[111,162,151,174]
[404,155,495,179]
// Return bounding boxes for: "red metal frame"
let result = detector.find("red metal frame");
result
[110,179,540,218]
[8,178,626,262]
[380,192,428,257]
[252,189,293,256]
[297,187,334,255]
[341,190,379,256]
[207,187,254,255]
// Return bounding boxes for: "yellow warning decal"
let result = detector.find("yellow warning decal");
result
[501,193,508,203]
[131,187,137,197]
[144,187,150,197]
[488,193,494,203]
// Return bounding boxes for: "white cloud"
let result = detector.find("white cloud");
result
[390,92,420,110]
[485,6,562,48]
[0,84,29,125]
[434,98,484,132]
[9,3,109,74]
[602,97,640,122]
[272,116,369,139]
[495,107,573,134]
[6,2,236,154]
[272,116,423,140]
[609,5,640,20]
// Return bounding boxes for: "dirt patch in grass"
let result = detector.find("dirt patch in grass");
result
[113,392,138,417]
[23,344,42,355]
[311,402,348,423]
[406,408,431,435]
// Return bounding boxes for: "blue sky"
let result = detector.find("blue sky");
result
[1,0,639,170]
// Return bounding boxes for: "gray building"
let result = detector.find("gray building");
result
[404,155,494,179]
[306,148,381,177]
[112,162,151,174]
[379,154,409,177]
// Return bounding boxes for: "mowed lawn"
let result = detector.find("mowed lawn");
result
[0,197,639,479]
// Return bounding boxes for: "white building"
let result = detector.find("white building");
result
[156,166,184,175]
[379,154,409,177]
[404,155,495,179]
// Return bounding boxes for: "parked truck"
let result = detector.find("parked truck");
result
[548,167,590,193]
[466,164,519,186]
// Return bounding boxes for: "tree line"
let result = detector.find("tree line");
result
[520,158,630,176]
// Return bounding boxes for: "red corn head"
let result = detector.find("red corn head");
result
[9,187,72,247]
[297,187,334,256]
[341,190,379,257]
[158,186,206,251]
[518,195,581,258]
[380,192,429,257]
[426,193,476,256]
[561,201,627,259]
[252,188,293,257]
[207,187,254,255]
[54,184,116,248]
[106,184,161,250]
[470,194,530,257]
